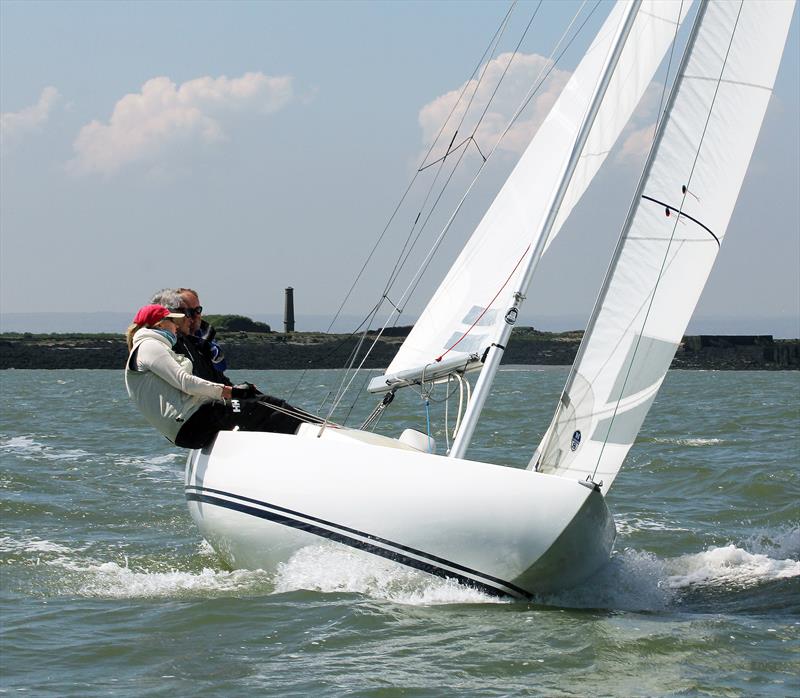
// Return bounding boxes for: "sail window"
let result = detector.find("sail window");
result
[610,335,677,401]
[461,306,499,326]
[590,394,657,446]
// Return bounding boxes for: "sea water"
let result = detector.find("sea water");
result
[1,368,797,696]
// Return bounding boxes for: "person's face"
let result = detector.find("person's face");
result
[157,317,180,334]
[180,291,202,334]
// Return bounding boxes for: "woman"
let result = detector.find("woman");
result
[125,304,303,448]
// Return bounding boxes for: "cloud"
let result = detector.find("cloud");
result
[418,52,570,164]
[614,82,665,165]
[617,123,657,165]
[0,86,61,145]
[69,71,293,176]
[418,53,665,168]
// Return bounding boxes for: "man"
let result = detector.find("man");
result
[150,288,231,385]
[177,287,228,371]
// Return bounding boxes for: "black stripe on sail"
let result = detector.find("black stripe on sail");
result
[641,194,720,246]
[185,487,530,599]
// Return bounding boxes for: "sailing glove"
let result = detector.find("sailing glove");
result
[231,383,260,399]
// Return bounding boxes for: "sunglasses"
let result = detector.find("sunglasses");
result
[169,306,202,318]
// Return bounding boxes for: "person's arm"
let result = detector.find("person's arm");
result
[137,339,232,400]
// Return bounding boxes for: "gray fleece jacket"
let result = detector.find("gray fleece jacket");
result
[125,328,224,443]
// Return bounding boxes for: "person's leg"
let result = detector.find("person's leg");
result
[234,397,303,434]
[175,402,228,448]
[176,397,308,448]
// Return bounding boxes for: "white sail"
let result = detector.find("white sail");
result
[534,0,795,488]
[370,0,692,393]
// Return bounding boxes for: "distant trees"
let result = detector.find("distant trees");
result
[204,315,271,333]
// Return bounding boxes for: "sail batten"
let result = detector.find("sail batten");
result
[535,0,795,488]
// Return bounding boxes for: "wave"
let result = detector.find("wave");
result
[663,543,799,590]
[1,435,182,473]
[112,452,184,474]
[76,562,274,599]
[195,531,799,609]
[615,514,691,536]
[652,437,724,446]
[543,527,800,611]
[0,535,78,556]
[5,527,796,609]
[0,434,91,462]
[273,544,505,605]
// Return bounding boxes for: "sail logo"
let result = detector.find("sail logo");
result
[571,430,582,452]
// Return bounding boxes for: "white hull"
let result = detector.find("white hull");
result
[185,428,616,598]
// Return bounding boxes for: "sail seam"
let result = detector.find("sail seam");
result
[682,75,774,91]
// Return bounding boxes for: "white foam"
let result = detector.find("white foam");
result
[112,451,183,476]
[1,435,43,453]
[0,535,75,555]
[540,548,676,611]
[615,515,690,536]
[77,561,273,598]
[273,544,505,605]
[0,435,90,461]
[741,527,800,560]
[665,543,800,589]
[653,437,724,446]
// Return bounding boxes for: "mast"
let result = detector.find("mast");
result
[449,0,643,459]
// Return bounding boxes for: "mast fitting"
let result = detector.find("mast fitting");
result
[480,343,506,363]
[579,475,603,492]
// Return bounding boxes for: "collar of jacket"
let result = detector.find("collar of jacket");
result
[132,327,175,350]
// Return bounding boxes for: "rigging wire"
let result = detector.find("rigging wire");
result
[400,0,600,315]
[325,1,601,419]
[653,1,686,134]
[324,1,516,339]
[591,0,742,482]
[378,3,519,313]
[287,1,518,411]
[323,3,535,423]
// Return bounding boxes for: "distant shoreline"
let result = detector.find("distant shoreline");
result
[1,328,797,371]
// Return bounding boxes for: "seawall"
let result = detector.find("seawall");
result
[0,328,797,370]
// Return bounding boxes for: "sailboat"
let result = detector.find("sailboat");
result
[184,0,795,599]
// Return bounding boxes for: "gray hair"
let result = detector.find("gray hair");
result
[149,288,185,310]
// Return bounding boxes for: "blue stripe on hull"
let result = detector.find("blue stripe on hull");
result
[185,486,531,599]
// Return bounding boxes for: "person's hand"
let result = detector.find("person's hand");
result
[221,385,233,400]
[231,383,258,399]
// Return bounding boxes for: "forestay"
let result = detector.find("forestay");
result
[533,0,795,488]
[369,0,692,393]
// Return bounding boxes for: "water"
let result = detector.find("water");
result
[1,368,798,696]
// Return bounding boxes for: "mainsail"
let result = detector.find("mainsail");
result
[369,1,692,393]
[533,0,795,488]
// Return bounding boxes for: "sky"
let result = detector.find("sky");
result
[1,0,798,336]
